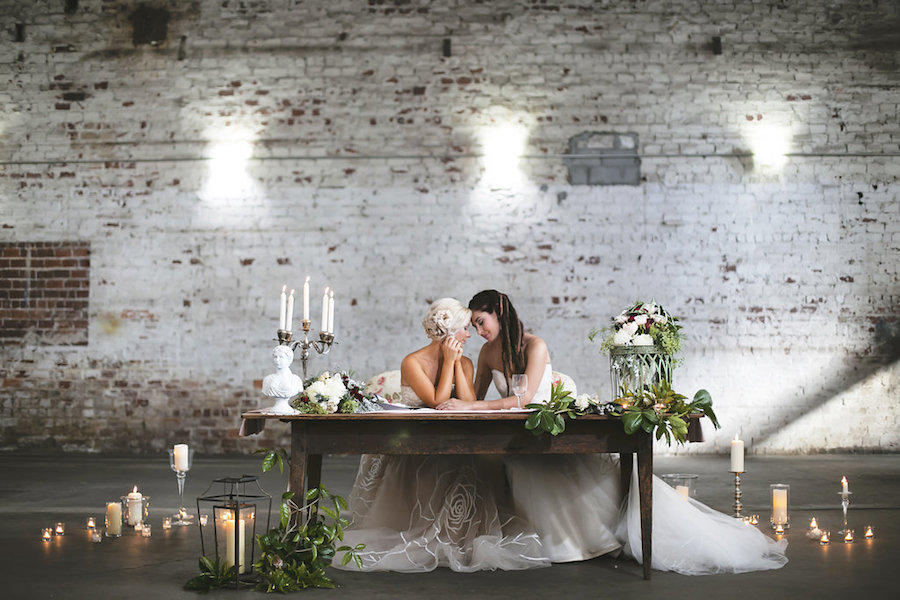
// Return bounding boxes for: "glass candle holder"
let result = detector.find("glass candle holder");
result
[54,522,66,536]
[200,514,209,526]
[91,529,103,543]
[141,524,152,538]
[770,483,790,529]
[819,531,830,545]
[120,493,150,527]
[42,527,53,542]
[660,473,698,500]
[843,529,854,543]
[864,525,875,539]
[162,516,172,530]
[86,516,96,530]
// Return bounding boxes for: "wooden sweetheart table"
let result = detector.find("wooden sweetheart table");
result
[241,410,659,579]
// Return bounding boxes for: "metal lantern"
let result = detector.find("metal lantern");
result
[609,345,673,400]
[197,475,272,585]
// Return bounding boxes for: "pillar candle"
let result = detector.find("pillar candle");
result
[224,517,246,574]
[841,476,849,494]
[303,276,310,321]
[286,289,295,330]
[327,289,334,334]
[173,443,189,471]
[321,287,329,332]
[730,434,744,472]
[106,501,122,536]
[772,488,788,524]
[675,485,690,500]
[126,486,142,525]
[279,285,287,330]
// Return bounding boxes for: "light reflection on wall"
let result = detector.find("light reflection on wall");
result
[745,123,791,171]
[478,116,530,189]
[199,128,261,204]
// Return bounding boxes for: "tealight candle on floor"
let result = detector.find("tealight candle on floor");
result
[864,526,874,539]
[200,514,209,526]
[820,531,830,545]
[750,514,759,525]
[42,527,53,542]
[55,522,66,535]
[162,517,172,530]
[774,523,785,534]
[141,524,152,538]
[91,529,102,543]
[844,530,854,543]
[809,517,818,530]
[86,516,96,529]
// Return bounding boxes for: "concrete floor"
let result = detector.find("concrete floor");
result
[1,452,897,599]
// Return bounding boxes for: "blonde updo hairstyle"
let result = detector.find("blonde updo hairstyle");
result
[422,298,472,341]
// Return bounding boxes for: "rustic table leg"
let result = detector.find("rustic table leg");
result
[619,451,633,496]
[637,432,653,580]
[289,421,307,498]
[307,454,323,495]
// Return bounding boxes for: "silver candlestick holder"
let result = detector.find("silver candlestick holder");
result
[276,320,335,380]
[731,471,744,518]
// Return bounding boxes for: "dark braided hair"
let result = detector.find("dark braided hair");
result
[468,290,526,387]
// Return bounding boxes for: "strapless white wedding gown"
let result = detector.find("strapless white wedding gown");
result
[337,366,787,575]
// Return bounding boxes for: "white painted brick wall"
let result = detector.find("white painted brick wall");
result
[0,0,897,454]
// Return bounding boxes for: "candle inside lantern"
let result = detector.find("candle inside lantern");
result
[841,476,849,495]
[126,486,143,525]
[730,434,744,472]
[864,526,874,539]
[676,485,690,500]
[844,529,854,543]
[106,501,122,536]
[820,531,830,545]
[302,276,310,322]
[42,527,53,542]
[86,516,96,529]
[223,514,246,574]
[279,285,287,330]
[54,522,66,535]
[173,443,189,472]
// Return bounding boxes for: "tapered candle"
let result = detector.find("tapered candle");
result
[286,289,295,330]
[730,434,744,472]
[321,287,329,332]
[841,476,849,495]
[302,277,310,321]
[279,285,287,330]
[327,289,334,334]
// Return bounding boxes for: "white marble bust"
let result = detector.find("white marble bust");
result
[262,346,304,414]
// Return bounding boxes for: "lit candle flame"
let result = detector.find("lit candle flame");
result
[132,485,139,493]
[774,523,785,534]
[864,526,874,539]
[809,517,818,529]
[820,531,829,544]
[844,530,853,543]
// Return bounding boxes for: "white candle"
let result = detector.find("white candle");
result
[327,289,334,334]
[730,434,744,472]
[286,289,295,330]
[279,285,287,330]
[303,276,310,322]
[772,488,788,525]
[321,287,329,332]
[223,516,246,574]
[106,501,122,536]
[173,443,189,472]
[676,485,690,500]
[841,476,849,494]
[127,486,143,525]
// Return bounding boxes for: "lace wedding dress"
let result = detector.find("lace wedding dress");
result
[337,366,788,575]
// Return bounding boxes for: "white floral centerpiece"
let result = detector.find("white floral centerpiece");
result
[596,301,682,356]
[291,371,381,414]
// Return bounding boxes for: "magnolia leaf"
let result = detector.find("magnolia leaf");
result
[622,411,642,434]
[641,417,655,433]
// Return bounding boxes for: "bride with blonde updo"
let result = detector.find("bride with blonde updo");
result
[399,298,476,407]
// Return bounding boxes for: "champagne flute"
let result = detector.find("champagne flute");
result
[511,374,528,408]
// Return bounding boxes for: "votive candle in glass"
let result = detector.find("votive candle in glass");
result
[162,516,172,530]
[86,516,96,529]
[199,514,209,526]
[141,524,152,538]
[91,529,102,542]
[770,484,790,529]
[820,531,830,545]
[54,522,66,536]
[864,526,875,539]
[844,529,854,543]
[42,527,53,542]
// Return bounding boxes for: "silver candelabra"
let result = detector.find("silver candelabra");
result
[276,319,335,380]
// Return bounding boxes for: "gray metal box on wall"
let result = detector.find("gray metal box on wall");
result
[564,132,641,186]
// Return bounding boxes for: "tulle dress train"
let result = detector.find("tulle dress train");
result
[336,366,787,574]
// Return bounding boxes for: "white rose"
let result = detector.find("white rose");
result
[614,313,628,324]
[324,398,339,413]
[621,321,639,336]
[633,315,648,326]
[323,377,347,400]
[653,314,667,324]
[632,333,654,345]
[307,380,327,398]
[613,329,632,345]
[574,394,592,411]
